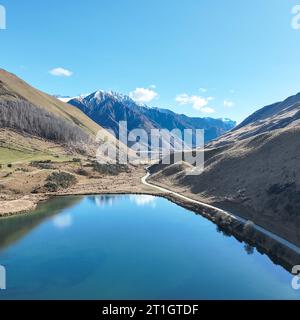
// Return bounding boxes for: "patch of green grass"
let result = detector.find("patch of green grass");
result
[0,147,71,165]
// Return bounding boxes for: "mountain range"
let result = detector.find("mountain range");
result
[0,69,236,165]
[68,91,236,146]
[1,68,300,255]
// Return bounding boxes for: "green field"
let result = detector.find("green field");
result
[0,147,71,165]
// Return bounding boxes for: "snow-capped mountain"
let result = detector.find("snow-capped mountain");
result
[68,90,236,145]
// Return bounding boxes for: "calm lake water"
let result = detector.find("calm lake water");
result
[0,195,299,300]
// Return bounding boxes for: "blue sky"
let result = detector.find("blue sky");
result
[1,0,300,122]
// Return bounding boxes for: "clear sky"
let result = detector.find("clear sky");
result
[1,0,300,122]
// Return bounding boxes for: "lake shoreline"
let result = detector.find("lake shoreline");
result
[0,166,157,217]
[1,193,297,300]
[160,193,299,274]
[0,170,299,274]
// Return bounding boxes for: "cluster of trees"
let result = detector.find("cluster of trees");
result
[0,100,90,145]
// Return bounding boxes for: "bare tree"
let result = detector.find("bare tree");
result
[0,100,91,149]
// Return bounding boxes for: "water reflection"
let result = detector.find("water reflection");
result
[130,195,156,207]
[87,195,123,207]
[244,244,255,255]
[88,195,157,208]
[0,195,157,246]
[52,214,73,229]
[0,196,82,250]
[0,195,298,299]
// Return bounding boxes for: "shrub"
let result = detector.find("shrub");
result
[214,211,232,227]
[92,162,130,175]
[76,168,89,176]
[31,186,39,194]
[44,171,77,192]
[15,167,29,172]
[214,211,223,224]
[31,161,53,170]
[216,225,232,237]
[244,244,254,255]
[44,181,59,192]
[7,163,12,168]
[40,164,53,170]
[243,221,255,237]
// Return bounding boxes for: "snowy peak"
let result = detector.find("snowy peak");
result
[68,89,236,144]
[84,90,136,106]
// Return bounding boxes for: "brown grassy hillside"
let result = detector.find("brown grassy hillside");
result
[0,69,101,136]
[150,94,300,246]
[0,69,132,163]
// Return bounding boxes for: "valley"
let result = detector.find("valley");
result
[148,92,300,252]
[2,0,300,303]
[0,68,300,275]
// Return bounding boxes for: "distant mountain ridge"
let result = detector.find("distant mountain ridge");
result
[68,90,236,145]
